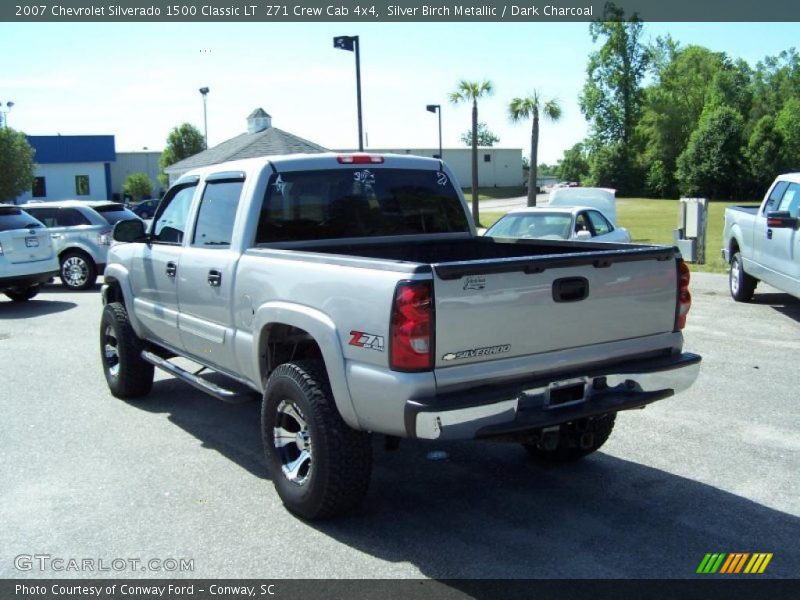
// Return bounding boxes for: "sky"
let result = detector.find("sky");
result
[1,21,798,164]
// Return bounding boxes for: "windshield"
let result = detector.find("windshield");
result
[486,212,573,239]
[93,204,140,225]
[256,168,469,243]
[0,207,45,232]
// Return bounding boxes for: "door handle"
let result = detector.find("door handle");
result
[208,270,222,287]
[166,262,177,277]
[767,229,773,239]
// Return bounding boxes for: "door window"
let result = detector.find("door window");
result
[776,183,800,217]
[764,180,790,214]
[191,179,244,249]
[587,210,612,236]
[152,183,197,244]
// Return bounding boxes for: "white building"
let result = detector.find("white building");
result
[109,151,164,201]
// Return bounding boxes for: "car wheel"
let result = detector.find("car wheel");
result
[262,360,372,520]
[523,414,616,463]
[60,251,97,290]
[5,285,40,302]
[729,252,757,302]
[100,302,154,399]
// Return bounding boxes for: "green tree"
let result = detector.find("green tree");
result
[158,123,206,186]
[557,142,591,184]
[0,128,36,203]
[775,96,800,164]
[508,92,562,206]
[675,106,745,199]
[449,79,494,225]
[122,172,154,203]
[751,48,800,122]
[745,116,787,194]
[460,122,500,147]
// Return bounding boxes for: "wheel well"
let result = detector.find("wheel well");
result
[728,238,740,261]
[59,248,93,264]
[104,279,125,307]
[262,324,324,379]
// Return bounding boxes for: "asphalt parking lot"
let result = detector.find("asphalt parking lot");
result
[1,272,798,579]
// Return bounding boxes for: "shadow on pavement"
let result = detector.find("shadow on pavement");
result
[0,298,77,317]
[126,380,800,579]
[752,291,800,323]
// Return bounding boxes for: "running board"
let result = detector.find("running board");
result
[141,350,255,405]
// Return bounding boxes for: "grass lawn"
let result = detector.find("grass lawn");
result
[479,198,759,274]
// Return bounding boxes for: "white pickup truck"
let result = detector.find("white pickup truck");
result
[100,153,700,519]
[722,173,800,301]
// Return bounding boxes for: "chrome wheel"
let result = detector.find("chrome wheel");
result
[730,257,740,295]
[62,256,90,288]
[273,400,313,485]
[103,324,120,378]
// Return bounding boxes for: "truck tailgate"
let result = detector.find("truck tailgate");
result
[432,247,678,368]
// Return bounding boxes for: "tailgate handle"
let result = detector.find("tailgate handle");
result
[552,277,589,303]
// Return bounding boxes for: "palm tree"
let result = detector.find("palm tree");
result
[509,92,562,206]
[449,79,494,225]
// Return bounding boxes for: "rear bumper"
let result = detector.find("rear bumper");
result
[0,270,58,291]
[405,352,701,440]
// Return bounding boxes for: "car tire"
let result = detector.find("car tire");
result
[729,251,757,302]
[60,251,97,291]
[5,285,41,302]
[262,360,372,520]
[100,302,154,399]
[523,414,616,464]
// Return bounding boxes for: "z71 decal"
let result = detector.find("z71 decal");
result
[349,331,385,352]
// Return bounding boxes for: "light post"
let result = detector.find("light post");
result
[198,87,209,148]
[333,35,363,151]
[0,101,14,128]
[426,104,442,159]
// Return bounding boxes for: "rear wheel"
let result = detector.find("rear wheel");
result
[523,414,616,463]
[61,251,97,290]
[100,302,154,399]
[5,285,40,302]
[729,252,757,302]
[262,360,372,520]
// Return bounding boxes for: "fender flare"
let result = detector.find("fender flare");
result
[102,264,146,337]
[253,301,360,430]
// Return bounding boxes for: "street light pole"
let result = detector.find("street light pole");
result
[0,101,14,128]
[198,87,209,149]
[426,104,442,159]
[333,35,363,151]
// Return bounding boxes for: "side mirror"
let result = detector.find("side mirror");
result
[575,230,593,240]
[113,218,146,243]
[766,211,799,229]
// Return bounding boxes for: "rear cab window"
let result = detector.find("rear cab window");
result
[255,167,469,243]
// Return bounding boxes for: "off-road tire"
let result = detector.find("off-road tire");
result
[524,413,616,463]
[60,250,97,290]
[5,285,40,302]
[262,360,372,520]
[729,251,757,302]
[100,302,154,399]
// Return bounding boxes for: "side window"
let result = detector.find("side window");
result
[25,208,57,227]
[764,180,790,214]
[587,210,612,236]
[574,212,590,234]
[56,209,90,227]
[192,179,244,249]
[152,184,197,244]
[777,183,800,218]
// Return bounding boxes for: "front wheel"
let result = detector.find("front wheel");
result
[262,360,372,520]
[5,285,40,302]
[729,252,757,302]
[100,302,154,399]
[523,414,616,463]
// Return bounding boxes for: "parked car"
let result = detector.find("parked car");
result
[101,152,699,519]
[548,186,618,225]
[0,206,59,302]
[129,199,160,220]
[722,173,800,301]
[20,200,140,290]
[485,206,631,243]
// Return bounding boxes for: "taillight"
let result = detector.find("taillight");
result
[390,280,434,371]
[98,228,112,246]
[675,259,691,330]
[337,154,384,164]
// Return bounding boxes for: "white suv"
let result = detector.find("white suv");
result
[20,200,139,290]
[0,206,59,302]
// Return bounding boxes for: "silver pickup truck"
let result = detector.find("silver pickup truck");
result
[100,153,700,519]
[723,173,800,301]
